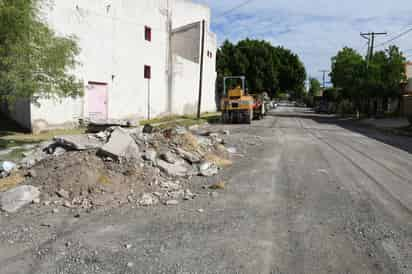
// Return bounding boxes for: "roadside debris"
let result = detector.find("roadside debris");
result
[0,185,40,213]
[0,123,240,213]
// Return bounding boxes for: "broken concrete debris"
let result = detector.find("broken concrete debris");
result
[54,135,103,151]
[0,123,235,213]
[99,127,140,160]
[0,185,40,213]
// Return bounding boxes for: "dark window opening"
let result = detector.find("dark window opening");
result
[144,65,151,79]
[145,26,152,41]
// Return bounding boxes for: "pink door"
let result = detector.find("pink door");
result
[87,82,108,120]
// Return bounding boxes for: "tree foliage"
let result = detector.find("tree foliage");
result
[308,77,321,96]
[216,39,306,99]
[0,0,83,103]
[330,46,406,103]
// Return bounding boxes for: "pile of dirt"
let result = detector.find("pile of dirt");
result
[1,124,235,212]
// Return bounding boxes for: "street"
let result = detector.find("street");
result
[1,107,412,274]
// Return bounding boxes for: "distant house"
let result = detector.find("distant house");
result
[0,0,217,132]
[401,61,412,116]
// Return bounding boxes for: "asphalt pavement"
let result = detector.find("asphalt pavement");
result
[1,107,412,274]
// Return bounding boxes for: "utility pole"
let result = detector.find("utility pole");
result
[197,20,206,119]
[360,32,387,61]
[319,70,329,89]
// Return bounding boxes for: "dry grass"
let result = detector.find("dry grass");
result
[0,174,25,192]
[204,153,233,168]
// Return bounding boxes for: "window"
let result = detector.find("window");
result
[144,65,151,79]
[145,26,152,42]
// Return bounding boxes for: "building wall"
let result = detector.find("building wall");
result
[13,0,216,130]
[406,62,412,92]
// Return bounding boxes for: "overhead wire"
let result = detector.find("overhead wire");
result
[375,26,412,48]
[217,0,257,17]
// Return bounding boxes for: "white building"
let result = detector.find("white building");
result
[2,0,217,132]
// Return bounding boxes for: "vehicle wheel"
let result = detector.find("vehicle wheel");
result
[245,110,252,124]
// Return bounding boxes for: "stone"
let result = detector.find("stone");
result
[222,130,230,135]
[175,126,188,135]
[56,189,70,200]
[53,147,66,157]
[160,151,177,164]
[43,201,51,206]
[125,244,132,249]
[99,128,140,160]
[165,199,179,206]
[176,148,201,164]
[143,149,157,162]
[139,193,157,206]
[197,208,204,213]
[127,262,134,268]
[183,189,195,200]
[54,135,103,151]
[157,159,189,177]
[32,198,41,204]
[52,208,59,214]
[86,119,132,133]
[226,147,237,154]
[160,181,181,191]
[142,124,154,134]
[167,190,184,199]
[1,161,16,173]
[210,181,225,190]
[0,185,40,213]
[26,169,37,178]
[199,161,219,177]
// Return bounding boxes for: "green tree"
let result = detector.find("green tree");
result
[216,39,306,99]
[330,47,366,102]
[308,77,321,96]
[0,0,83,103]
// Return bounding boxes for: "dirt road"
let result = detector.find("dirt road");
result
[1,107,412,274]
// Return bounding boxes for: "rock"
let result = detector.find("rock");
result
[226,147,237,154]
[63,201,74,208]
[160,151,177,164]
[211,192,219,198]
[168,190,184,199]
[125,244,132,249]
[143,149,157,162]
[54,135,103,151]
[25,169,37,178]
[197,208,204,213]
[56,189,70,200]
[127,262,134,268]
[86,119,132,133]
[99,128,140,160]
[52,208,59,214]
[199,161,219,177]
[222,130,230,135]
[157,159,189,177]
[139,193,157,206]
[160,181,181,191]
[43,201,51,206]
[210,181,225,190]
[0,185,40,213]
[53,147,66,157]
[1,161,16,173]
[175,126,188,135]
[142,124,154,134]
[176,148,201,164]
[183,189,195,200]
[32,198,40,204]
[165,199,179,206]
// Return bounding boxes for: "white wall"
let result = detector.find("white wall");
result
[26,0,216,130]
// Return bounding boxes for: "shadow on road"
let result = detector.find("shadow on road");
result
[270,111,412,155]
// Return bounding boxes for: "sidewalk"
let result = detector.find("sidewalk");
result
[359,117,412,136]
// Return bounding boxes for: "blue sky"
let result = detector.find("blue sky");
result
[194,0,412,83]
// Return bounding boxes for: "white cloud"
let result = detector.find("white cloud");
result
[194,0,412,81]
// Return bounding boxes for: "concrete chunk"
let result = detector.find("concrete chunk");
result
[157,159,189,177]
[99,128,140,160]
[0,185,40,213]
[54,135,103,150]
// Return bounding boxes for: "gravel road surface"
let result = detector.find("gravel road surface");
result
[1,107,412,274]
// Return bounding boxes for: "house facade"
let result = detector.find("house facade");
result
[2,0,217,132]
[401,61,412,116]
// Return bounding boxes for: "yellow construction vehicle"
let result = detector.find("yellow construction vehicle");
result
[221,76,254,124]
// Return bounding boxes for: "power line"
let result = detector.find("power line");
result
[218,0,257,17]
[375,27,412,48]
[360,32,387,62]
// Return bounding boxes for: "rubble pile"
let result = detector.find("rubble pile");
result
[0,125,235,213]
